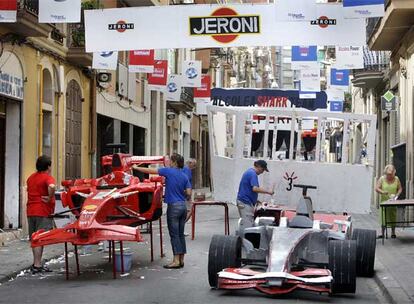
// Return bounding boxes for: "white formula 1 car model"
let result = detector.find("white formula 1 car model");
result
[208,184,376,296]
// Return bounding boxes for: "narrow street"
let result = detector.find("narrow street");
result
[0,206,387,304]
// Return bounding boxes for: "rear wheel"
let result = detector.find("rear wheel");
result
[329,240,357,294]
[352,228,376,277]
[208,235,241,288]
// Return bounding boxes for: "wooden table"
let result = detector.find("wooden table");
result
[191,200,230,240]
[380,199,414,244]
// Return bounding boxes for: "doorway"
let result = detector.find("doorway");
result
[65,80,82,180]
[0,116,5,228]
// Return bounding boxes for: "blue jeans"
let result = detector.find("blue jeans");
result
[167,203,187,255]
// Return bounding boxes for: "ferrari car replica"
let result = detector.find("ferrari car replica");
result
[208,184,376,296]
[31,153,167,278]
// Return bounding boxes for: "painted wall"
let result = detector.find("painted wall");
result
[208,107,377,214]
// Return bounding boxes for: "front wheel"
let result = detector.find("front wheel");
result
[208,235,241,288]
[329,240,357,294]
[352,228,376,277]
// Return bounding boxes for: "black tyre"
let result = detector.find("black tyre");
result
[352,228,376,277]
[329,240,357,294]
[208,235,242,288]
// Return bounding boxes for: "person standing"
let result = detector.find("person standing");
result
[375,164,402,238]
[182,158,197,222]
[237,160,274,234]
[133,153,191,269]
[26,155,56,274]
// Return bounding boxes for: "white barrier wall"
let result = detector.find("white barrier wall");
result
[208,107,377,214]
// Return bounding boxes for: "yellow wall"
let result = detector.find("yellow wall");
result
[18,46,92,187]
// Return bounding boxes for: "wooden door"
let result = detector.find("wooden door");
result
[65,80,82,180]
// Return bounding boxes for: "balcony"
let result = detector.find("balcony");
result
[66,23,92,67]
[352,48,390,89]
[121,0,165,6]
[368,0,414,50]
[168,87,195,112]
[2,0,53,37]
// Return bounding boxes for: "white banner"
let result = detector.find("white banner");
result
[195,98,210,115]
[39,0,81,23]
[326,87,345,101]
[300,69,320,92]
[334,46,364,69]
[85,3,365,52]
[0,0,16,23]
[343,0,385,19]
[165,74,182,101]
[92,51,118,70]
[275,0,317,22]
[182,60,201,88]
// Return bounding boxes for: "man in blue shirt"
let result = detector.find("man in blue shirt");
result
[182,159,197,223]
[182,159,196,188]
[237,160,274,234]
[133,153,191,269]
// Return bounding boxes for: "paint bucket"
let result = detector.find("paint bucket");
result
[114,251,133,272]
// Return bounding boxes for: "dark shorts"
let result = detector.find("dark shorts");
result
[28,216,54,240]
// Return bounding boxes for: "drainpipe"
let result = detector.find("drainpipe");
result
[90,73,97,178]
[38,65,43,156]
[55,91,61,186]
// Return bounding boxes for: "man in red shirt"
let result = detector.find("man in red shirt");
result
[27,155,56,274]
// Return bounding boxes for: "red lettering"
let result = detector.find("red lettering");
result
[257,96,263,107]
[268,97,274,107]
[282,97,287,107]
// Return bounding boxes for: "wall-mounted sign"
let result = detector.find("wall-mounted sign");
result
[334,46,364,69]
[343,0,385,19]
[92,51,118,70]
[129,50,154,73]
[165,74,182,102]
[0,0,16,23]
[148,60,168,91]
[0,72,24,101]
[39,0,81,23]
[381,90,396,112]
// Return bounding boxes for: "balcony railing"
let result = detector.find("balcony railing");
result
[66,22,92,66]
[67,23,86,47]
[366,17,381,44]
[19,0,39,16]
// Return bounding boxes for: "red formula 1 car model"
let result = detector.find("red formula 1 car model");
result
[31,153,167,278]
[208,184,376,296]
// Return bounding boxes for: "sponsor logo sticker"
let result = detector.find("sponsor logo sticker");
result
[189,7,260,43]
[310,16,336,28]
[108,20,135,33]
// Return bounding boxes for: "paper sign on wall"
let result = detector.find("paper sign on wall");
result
[92,51,118,70]
[165,74,182,101]
[0,0,16,23]
[291,46,318,70]
[275,0,317,22]
[343,0,385,19]
[129,50,154,73]
[39,0,81,23]
[148,60,168,91]
[182,60,201,87]
[334,46,364,69]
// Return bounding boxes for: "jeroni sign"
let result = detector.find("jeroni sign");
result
[0,72,23,101]
[85,3,365,52]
